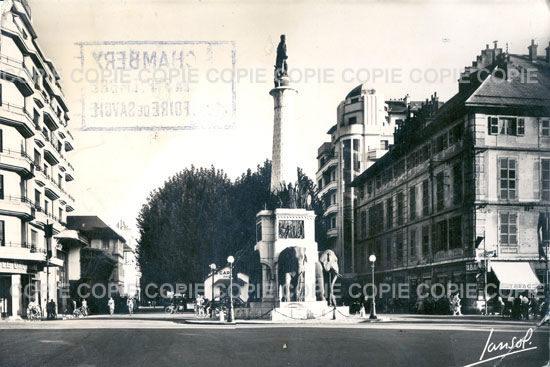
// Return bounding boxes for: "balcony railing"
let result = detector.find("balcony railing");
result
[0,54,32,81]
[41,169,73,201]
[4,194,34,206]
[0,101,26,117]
[40,125,74,169]
[0,241,46,255]
[0,148,33,163]
[318,153,338,172]
[1,241,29,249]
[45,212,58,222]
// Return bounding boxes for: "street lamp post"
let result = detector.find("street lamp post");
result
[369,254,377,320]
[227,256,235,322]
[209,263,216,318]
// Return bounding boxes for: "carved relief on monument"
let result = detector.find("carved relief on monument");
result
[278,220,304,239]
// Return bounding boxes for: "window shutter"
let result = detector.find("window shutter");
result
[497,157,501,200]
[518,118,525,136]
[488,116,492,135]
[498,211,505,246]
[514,158,518,201]
[534,158,540,200]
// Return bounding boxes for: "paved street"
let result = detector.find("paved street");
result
[1,313,548,367]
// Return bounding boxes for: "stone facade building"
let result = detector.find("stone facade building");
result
[351,41,550,312]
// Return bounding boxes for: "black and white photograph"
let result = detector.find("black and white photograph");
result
[0,0,549,366]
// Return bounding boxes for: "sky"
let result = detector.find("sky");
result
[27,0,550,232]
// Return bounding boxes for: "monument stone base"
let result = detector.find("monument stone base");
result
[272,301,335,321]
[234,302,350,321]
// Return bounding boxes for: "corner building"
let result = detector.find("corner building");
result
[0,0,80,318]
[316,85,391,277]
[352,41,550,312]
[316,85,420,280]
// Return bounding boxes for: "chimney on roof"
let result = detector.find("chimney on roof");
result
[546,42,550,63]
[528,39,538,61]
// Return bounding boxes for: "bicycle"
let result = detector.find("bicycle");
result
[27,307,41,321]
[73,306,87,318]
[195,304,208,318]
[165,304,186,314]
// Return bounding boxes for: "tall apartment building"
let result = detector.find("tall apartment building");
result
[316,84,397,275]
[351,41,550,312]
[0,0,79,318]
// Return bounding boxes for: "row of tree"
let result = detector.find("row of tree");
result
[137,160,329,296]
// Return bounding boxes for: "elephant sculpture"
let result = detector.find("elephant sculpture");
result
[277,246,307,302]
[319,249,340,306]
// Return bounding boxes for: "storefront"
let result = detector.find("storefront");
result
[0,260,40,318]
[490,261,541,296]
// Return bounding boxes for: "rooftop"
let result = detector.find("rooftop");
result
[351,40,550,188]
[67,216,126,243]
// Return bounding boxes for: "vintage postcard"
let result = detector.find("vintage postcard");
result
[0,0,549,366]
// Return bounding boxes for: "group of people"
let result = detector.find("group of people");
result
[107,296,136,316]
[501,294,546,320]
[26,298,84,320]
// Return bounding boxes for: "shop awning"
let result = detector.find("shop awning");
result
[491,261,541,290]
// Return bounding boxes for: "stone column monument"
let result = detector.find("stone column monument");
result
[247,35,333,321]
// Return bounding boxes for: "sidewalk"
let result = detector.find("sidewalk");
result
[181,312,539,325]
[1,311,541,326]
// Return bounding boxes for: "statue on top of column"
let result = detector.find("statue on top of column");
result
[275,34,288,81]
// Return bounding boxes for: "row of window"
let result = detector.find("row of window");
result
[363,124,463,197]
[0,125,67,191]
[361,215,463,267]
[0,219,47,250]
[359,210,521,269]
[362,164,463,238]
[359,157,549,239]
[361,116,549,200]
[0,169,66,222]
[487,116,550,137]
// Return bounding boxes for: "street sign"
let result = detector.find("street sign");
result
[466,262,478,273]
[475,249,496,262]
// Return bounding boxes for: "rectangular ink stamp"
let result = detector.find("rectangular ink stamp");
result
[76,41,236,131]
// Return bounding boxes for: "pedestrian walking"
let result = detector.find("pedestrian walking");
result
[497,296,505,315]
[451,294,462,316]
[505,294,514,319]
[81,299,88,316]
[512,296,521,320]
[127,297,134,316]
[521,295,530,320]
[46,299,56,320]
[108,297,115,316]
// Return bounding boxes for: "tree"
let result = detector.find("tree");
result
[137,161,327,297]
[137,166,233,289]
